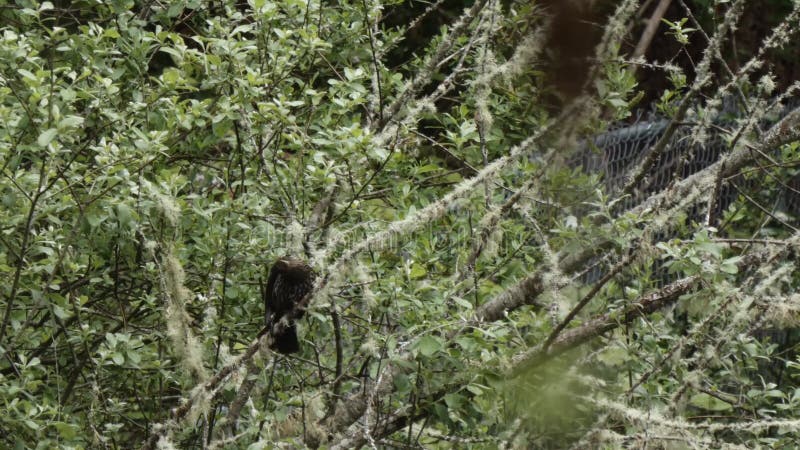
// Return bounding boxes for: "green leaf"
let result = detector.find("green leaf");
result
[54,422,77,440]
[444,392,464,410]
[127,351,141,365]
[451,296,473,310]
[689,393,733,412]
[159,46,183,62]
[115,203,133,227]
[415,335,443,357]
[58,115,84,129]
[86,212,106,228]
[37,128,58,147]
[409,263,427,279]
[167,3,183,17]
[596,346,629,366]
[393,373,411,394]
[53,305,70,320]
[415,164,440,175]
[721,256,742,274]
[466,384,485,396]
[17,68,37,81]
[607,97,628,108]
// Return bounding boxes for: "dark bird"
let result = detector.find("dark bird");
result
[263,256,316,354]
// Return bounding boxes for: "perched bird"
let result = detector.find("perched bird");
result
[263,257,315,354]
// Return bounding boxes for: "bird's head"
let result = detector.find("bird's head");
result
[273,256,315,281]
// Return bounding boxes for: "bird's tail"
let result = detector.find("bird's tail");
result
[270,324,300,354]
